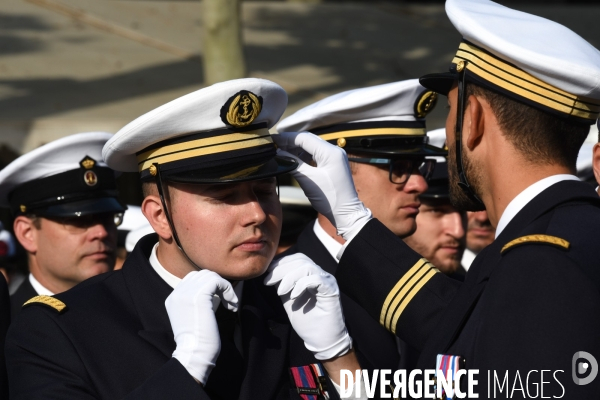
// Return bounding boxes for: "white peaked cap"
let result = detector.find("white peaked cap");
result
[446,0,600,98]
[103,78,288,174]
[277,79,430,133]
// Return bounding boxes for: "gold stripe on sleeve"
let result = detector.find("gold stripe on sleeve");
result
[388,268,438,334]
[379,258,438,332]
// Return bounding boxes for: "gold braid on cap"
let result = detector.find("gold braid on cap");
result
[136,128,272,172]
[453,41,600,121]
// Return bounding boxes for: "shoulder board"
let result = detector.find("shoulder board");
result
[22,295,67,314]
[501,235,570,255]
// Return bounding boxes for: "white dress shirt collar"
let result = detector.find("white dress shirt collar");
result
[148,243,243,312]
[313,219,343,263]
[29,273,54,296]
[149,243,182,289]
[495,174,579,238]
[461,248,477,271]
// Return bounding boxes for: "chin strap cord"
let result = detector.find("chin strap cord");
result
[153,163,202,271]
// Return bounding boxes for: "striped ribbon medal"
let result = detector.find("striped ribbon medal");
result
[434,354,465,400]
[289,363,330,400]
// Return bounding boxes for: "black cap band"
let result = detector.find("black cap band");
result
[9,166,121,215]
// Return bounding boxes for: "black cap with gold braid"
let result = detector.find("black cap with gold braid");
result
[0,132,125,218]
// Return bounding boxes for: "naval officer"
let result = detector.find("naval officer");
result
[274,0,600,397]
[0,132,126,317]
[6,78,360,399]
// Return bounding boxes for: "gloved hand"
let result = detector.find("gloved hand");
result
[273,131,372,241]
[165,270,239,385]
[264,253,352,360]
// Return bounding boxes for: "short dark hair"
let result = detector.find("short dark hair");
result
[141,180,175,206]
[467,84,589,170]
[141,181,157,198]
[26,214,42,229]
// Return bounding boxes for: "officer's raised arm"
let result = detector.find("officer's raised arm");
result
[273,131,461,350]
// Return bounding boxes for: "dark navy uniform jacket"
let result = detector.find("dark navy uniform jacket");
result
[336,180,600,398]
[10,278,36,319]
[0,276,9,400]
[282,222,400,373]
[6,234,340,400]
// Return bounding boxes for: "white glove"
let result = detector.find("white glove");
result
[165,270,239,385]
[273,131,372,241]
[264,253,352,360]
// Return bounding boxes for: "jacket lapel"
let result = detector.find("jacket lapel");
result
[122,234,176,358]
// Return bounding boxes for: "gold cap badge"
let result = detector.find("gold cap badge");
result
[80,156,96,170]
[220,90,263,128]
[415,91,438,118]
[84,170,98,186]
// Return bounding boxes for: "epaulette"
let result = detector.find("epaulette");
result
[501,235,570,255]
[22,295,67,314]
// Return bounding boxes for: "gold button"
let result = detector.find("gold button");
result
[337,138,346,148]
[456,60,465,73]
[20,205,26,213]
[149,165,158,176]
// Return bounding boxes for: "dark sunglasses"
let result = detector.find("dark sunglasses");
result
[347,157,436,184]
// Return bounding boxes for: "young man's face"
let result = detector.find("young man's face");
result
[32,213,118,290]
[351,161,428,238]
[170,178,282,280]
[403,200,466,274]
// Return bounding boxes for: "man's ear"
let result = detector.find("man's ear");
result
[464,94,485,151]
[13,216,39,253]
[592,143,600,194]
[141,195,173,241]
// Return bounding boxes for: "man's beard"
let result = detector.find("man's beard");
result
[447,138,486,212]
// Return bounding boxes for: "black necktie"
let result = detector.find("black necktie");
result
[215,304,237,343]
[204,304,245,399]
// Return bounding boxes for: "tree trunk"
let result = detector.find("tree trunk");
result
[202,0,246,85]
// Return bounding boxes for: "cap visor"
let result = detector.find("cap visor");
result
[166,155,299,184]
[420,187,450,200]
[419,72,457,96]
[348,143,447,158]
[38,197,126,217]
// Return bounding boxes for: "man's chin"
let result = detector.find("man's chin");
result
[79,261,113,280]
[221,258,272,281]
[435,261,460,275]
[389,220,418,239]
